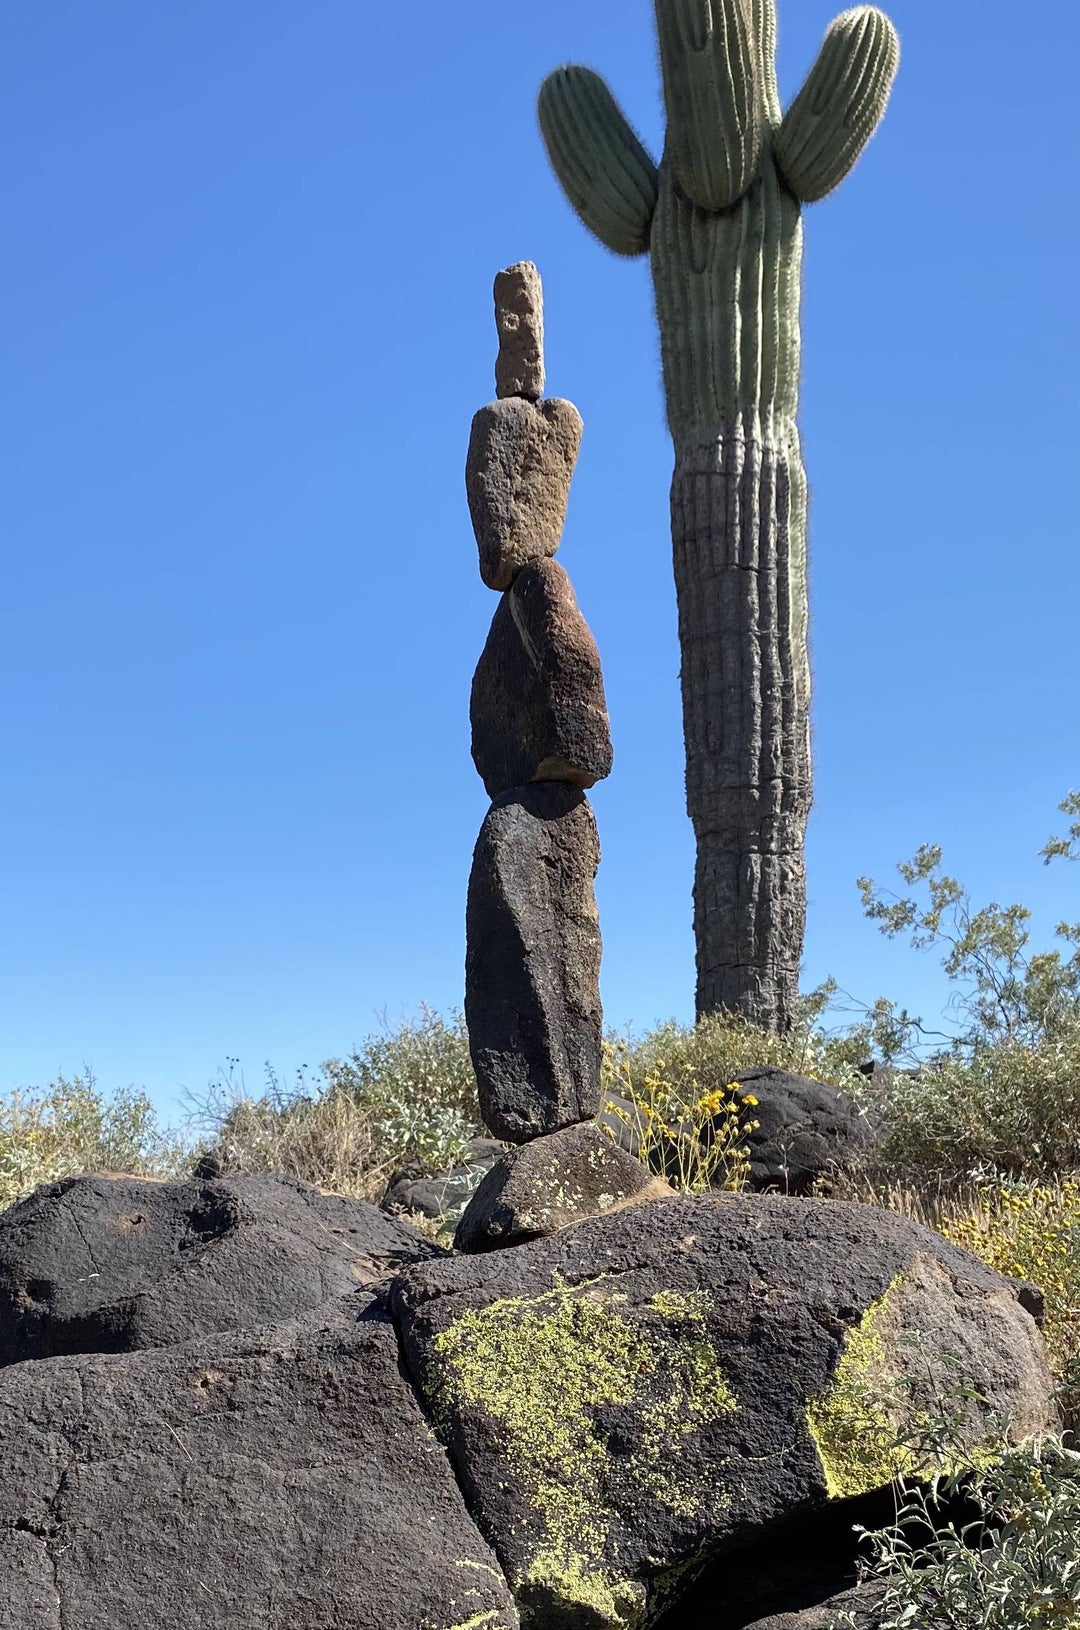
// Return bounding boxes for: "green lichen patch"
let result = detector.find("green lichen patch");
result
[427,1279,737,1628]
[805,1279,909,1499]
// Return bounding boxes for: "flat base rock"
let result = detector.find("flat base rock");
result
[0,1300,519,1630]
[392,1193,1057,1630]
[730,1069,878,1195]
[466,397,582,592]
[471,557,612,798]
[467,783,603,1144]
[454,1121,674,1252]
[0,1172,442,1364]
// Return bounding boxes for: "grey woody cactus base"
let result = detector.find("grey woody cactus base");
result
[539,1,899,1032]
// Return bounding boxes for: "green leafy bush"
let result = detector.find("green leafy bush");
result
[0,1073,183,1210]
[860,1023,1080,1186]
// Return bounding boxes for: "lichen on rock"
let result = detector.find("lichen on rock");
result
[805,1279,908,1499]
[427,1279,736,1627]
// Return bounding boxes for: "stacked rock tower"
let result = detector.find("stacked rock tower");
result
[464,262,612,1148]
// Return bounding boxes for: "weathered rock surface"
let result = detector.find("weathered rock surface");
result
[736,1581,891,1630]
[0,1300,520,1630]
[455,1122,672,1253]
[382,1138,506,1222]
[466,397,583,592]
[0,1172,440,1365]
[466,783,603,1144]
[731,1067,878,1195]
[392,1193,1057,1630]
[495,260,545,401]
[471,557,612,797]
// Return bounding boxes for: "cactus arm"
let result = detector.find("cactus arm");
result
[656,0,763,211]
[774,6,900,204]
[538,68,659,258]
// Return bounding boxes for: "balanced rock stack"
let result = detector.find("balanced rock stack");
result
[459,264,664,1248]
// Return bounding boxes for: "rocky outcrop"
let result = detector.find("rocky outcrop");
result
[0,1173,1061,1630]
[455,1122,670,1253]
[393,1193,1058,1630]
[466,784,602,1144]
[0,1172,440,1365]
[0,1297,519,1630]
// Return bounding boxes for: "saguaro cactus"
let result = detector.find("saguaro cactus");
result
[538,2,898,1032]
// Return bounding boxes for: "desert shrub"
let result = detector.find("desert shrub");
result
[938,1180,1080,1385]
[842,1434,1080,1630]
[860,1023,1080,1186]
[0,1074,183,1210]
[607,1007,866,1106]
[325,1005,480,1141]
[195,1009,482,1198]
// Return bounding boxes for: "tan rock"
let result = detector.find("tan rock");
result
[454,1122,673,1253]
[494,260,545,400]
[466,396,583,591]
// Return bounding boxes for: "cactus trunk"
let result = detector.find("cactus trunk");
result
[670,429,809,1026]
[652,158,809,1026]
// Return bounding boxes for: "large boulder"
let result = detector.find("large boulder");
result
[392,1193,1057,1630]
[0,1172,441,1365]
[454,1122,672,1253]
[471,557,613,798]
[466,783,603,1144]
[0,1299,519,1630]
[731,1068,878,1195]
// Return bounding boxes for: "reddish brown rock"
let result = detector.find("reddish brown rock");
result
[471,557,612,799]
[466,397,583,591]
[466,783,602,1144]
[494,261,545,400]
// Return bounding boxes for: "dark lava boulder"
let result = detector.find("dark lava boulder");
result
[0,1172,441,1365]
[0,1298,519,1630]
[731,1068,877,1195]
[391,1193,1056,1630]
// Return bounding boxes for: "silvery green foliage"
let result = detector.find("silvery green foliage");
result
[844,1436,1080,1630]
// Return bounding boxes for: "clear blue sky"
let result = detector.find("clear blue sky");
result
[2,0,1077,1115]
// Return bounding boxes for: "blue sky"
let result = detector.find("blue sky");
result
[2,0,1077,1115]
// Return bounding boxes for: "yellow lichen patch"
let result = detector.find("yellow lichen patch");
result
[443,1615,503,1630]
[805,1278,927,1499]
[428,1279,738,1629]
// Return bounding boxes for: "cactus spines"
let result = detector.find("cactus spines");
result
[537,68,659,257]
[776,8,900,203]
[538,1,897,1032]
